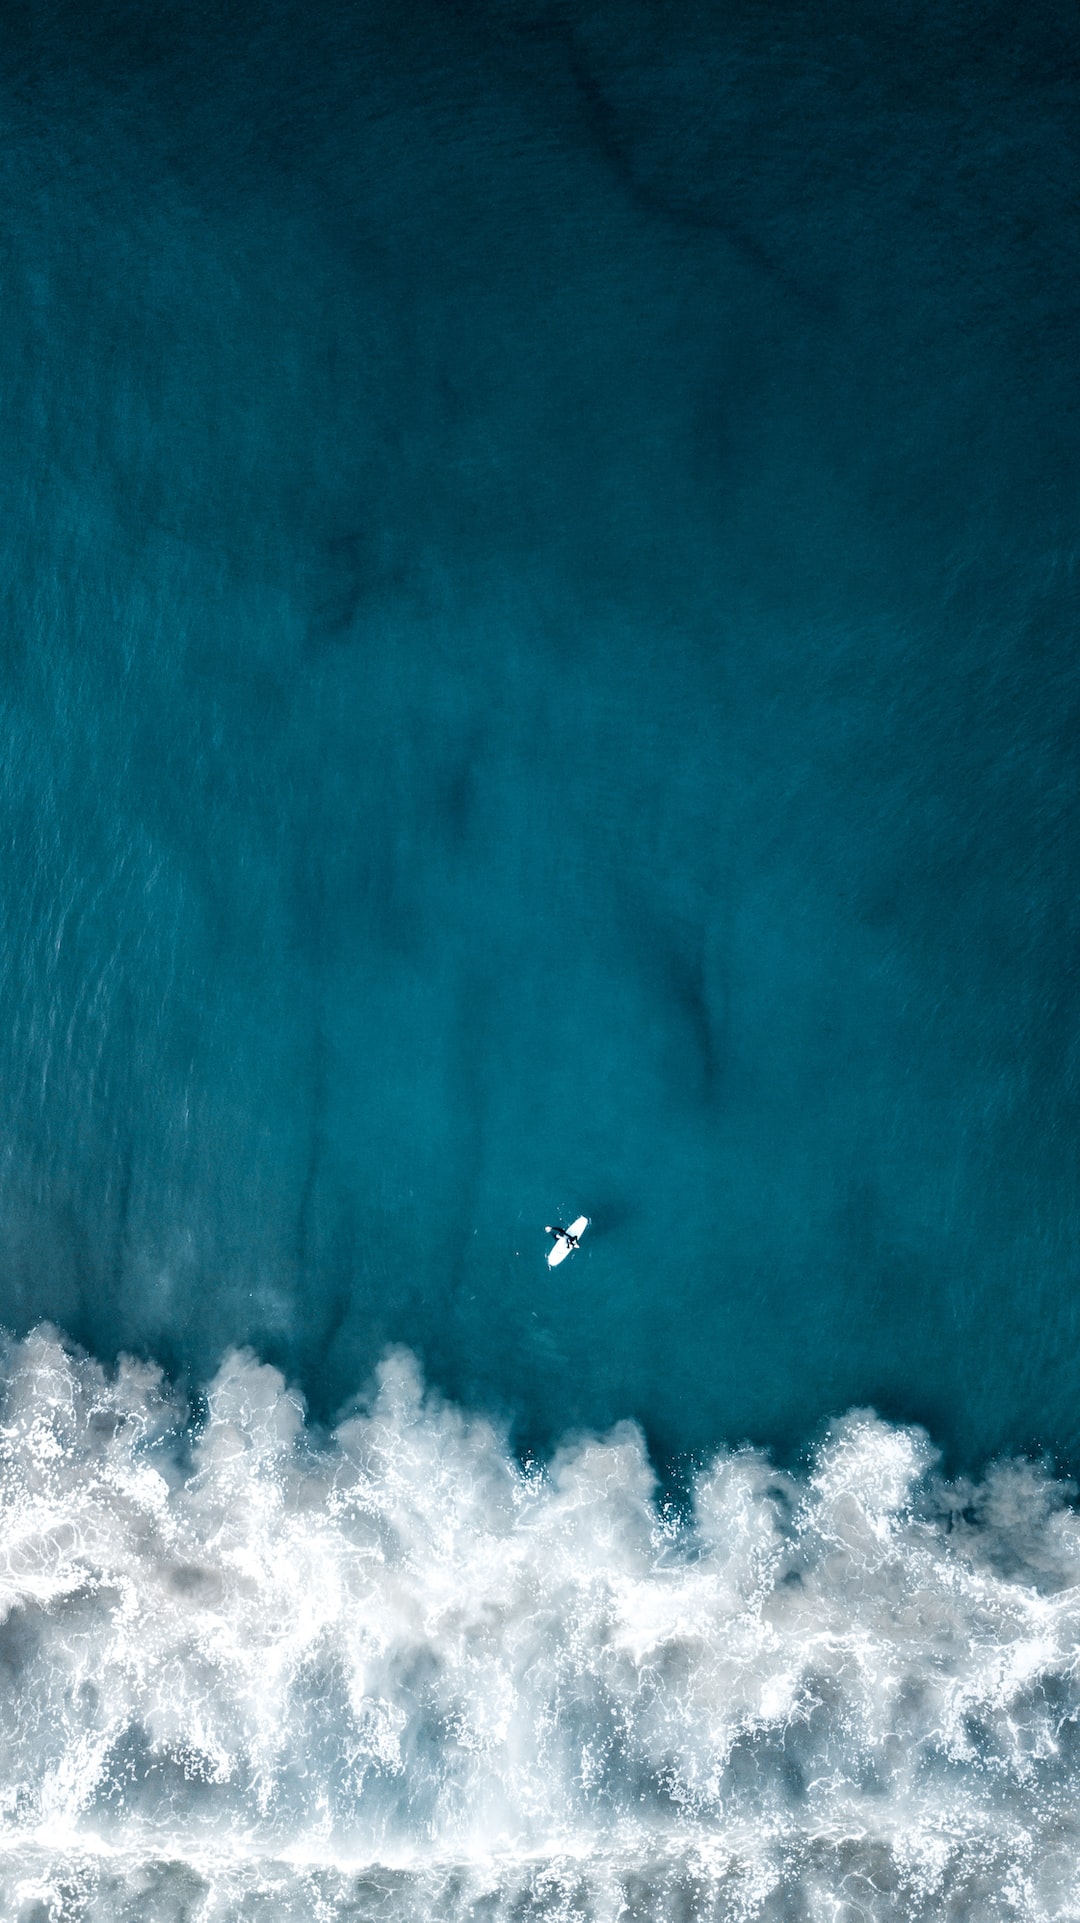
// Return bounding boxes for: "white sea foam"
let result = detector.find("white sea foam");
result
[0,1329,1079,1921]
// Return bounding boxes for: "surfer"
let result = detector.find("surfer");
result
[544,1216,589,1266]
[545,1223,580,1251]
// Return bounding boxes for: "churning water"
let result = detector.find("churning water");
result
[4,1330,1080,1922]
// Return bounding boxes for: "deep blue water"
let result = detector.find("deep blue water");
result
[3,5,1080,1915]
[1,0,1079,1472]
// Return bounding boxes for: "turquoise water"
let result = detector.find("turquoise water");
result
[2,0,1077,1469]
[0,3,1079,1914]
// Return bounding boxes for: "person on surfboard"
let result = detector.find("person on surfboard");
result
[545,1222,581,1250]
[544,1216,588,1266]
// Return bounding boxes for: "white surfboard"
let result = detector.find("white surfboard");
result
[546,1216,589,1268]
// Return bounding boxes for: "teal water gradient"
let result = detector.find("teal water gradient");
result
[0,0,1078,1469]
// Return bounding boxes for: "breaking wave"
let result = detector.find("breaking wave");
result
[1,1329,1080,1920]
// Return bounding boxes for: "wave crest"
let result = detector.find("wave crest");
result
[1,1328,1079,1920]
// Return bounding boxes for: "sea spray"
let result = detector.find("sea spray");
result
[0,1328,1079,1920]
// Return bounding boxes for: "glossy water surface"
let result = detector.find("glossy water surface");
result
[1,1,1078,1468]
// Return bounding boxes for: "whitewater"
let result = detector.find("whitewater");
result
[0,1329,1079,1922]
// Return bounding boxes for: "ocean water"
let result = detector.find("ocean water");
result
[0,0,1079,1915]
[5,1330,1080,1923]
